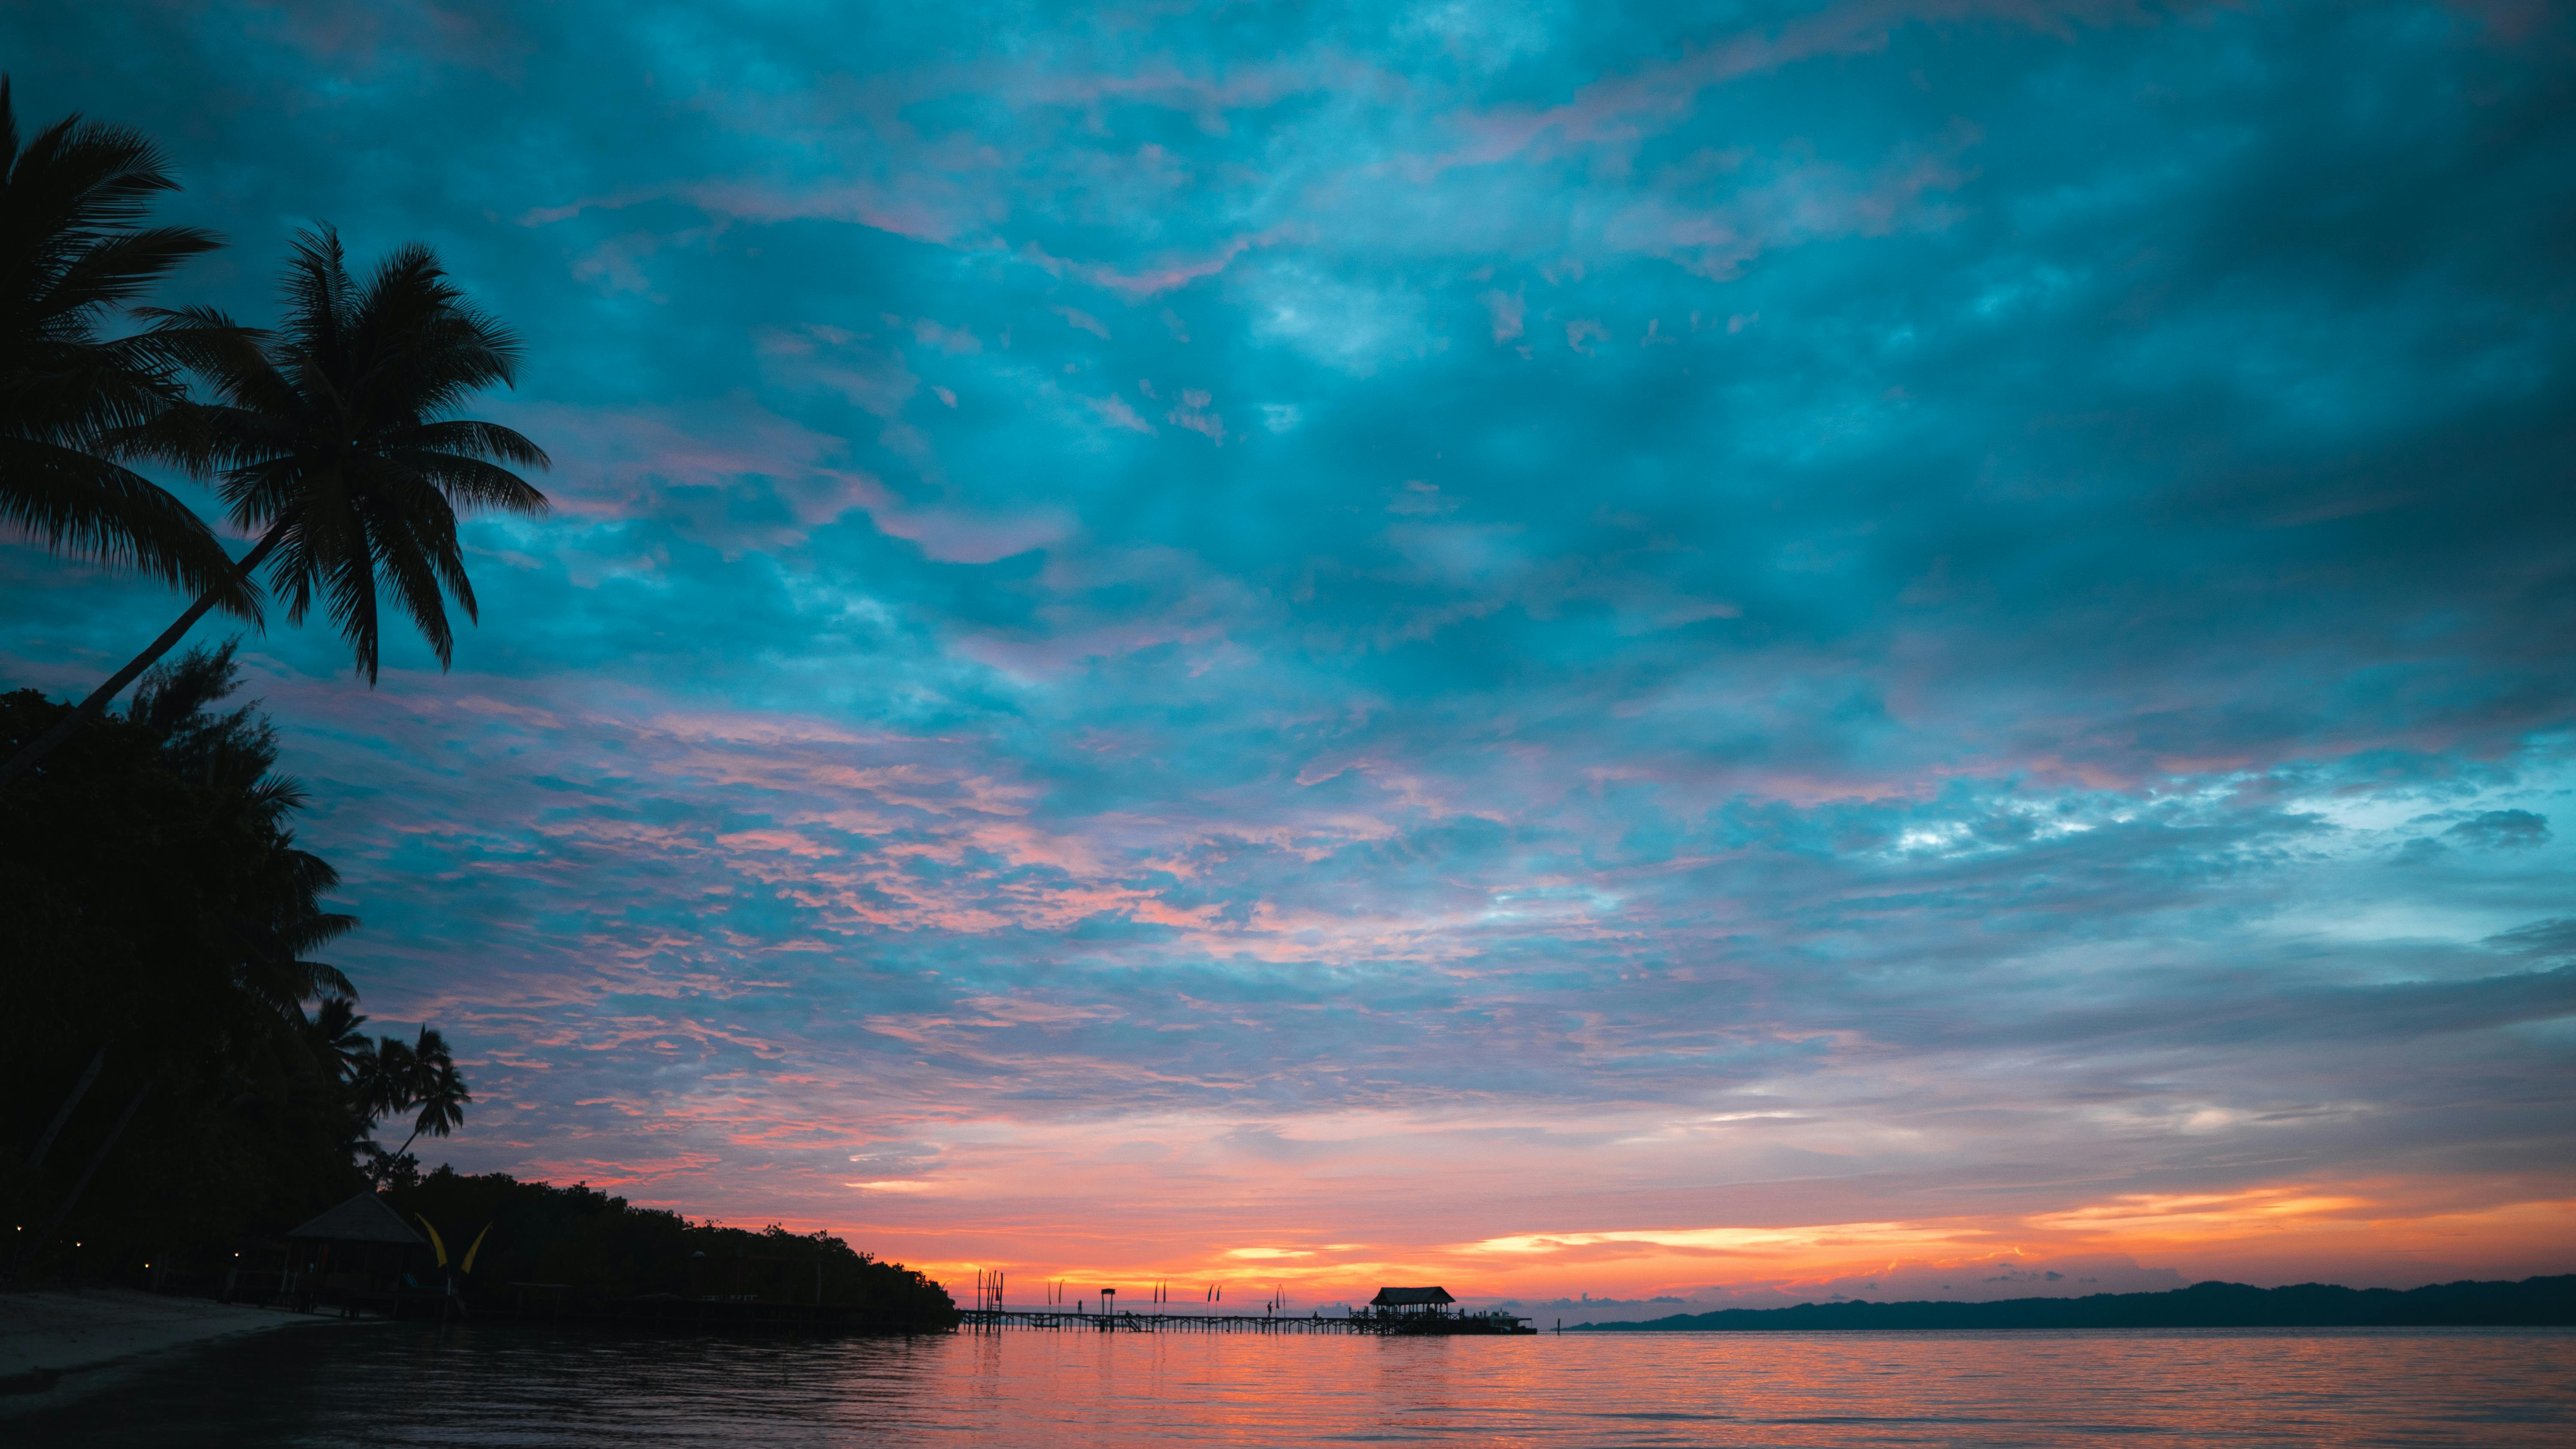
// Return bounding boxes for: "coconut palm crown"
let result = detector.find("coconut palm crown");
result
[148,224,552,681]
[0,226,550,791]
[0,75,253,612]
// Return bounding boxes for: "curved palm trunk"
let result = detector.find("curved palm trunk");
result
[369,1126,424,1188]
[0,524,281,791]
[377,1100,459,1181]
[22,1047,106,1171]
[15,1079,151,1276]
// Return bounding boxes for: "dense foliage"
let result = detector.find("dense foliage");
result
[0,647,447,1276]
[391,1168,958,1328]
[0,661,951,1328]
[2,83,541,1277]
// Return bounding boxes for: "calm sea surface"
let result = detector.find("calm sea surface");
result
[13,1322,2573,1446]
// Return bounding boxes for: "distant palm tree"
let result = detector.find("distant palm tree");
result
[0,77,254,614]
[0,225,549,789]
[381,1028,469,1178]
[302,997,371,1083]
[352,1033,416,1128]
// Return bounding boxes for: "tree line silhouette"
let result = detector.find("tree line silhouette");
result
[392,1170,961,1328]
[2,75,539,1278]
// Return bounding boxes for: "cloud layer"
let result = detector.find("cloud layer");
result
[5,0,2573,1303]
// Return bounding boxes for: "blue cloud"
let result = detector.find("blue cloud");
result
[2448,809,2553,850]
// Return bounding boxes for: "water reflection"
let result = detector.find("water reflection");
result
[10,1324,2571,1447]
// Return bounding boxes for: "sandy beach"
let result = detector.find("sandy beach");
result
[0,1289,336,1409]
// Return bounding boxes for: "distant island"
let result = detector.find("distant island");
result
[1571,1275,2576,1331]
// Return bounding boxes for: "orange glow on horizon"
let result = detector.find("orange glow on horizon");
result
[730,1180,2576,1307]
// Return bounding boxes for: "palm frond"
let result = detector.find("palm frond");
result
[35,224,223,318]
[212,453,309,530]
[243,772,312,823]
[0,80,252,618]
[278,227,349,341]
[375,503,462,664]
[390,418,552,472]
[5,108,188,234]
[0,436,262,618]
[395,449,553,514]
[316,491,383,681]
[297,959,358,1001]
[292,912,358,953]
[279,844,343,901]
[121,305,268,397]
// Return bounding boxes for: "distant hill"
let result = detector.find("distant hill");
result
[1571,1275,2576,1331]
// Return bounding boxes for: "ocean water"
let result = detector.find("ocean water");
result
[12,1322,2573,1446]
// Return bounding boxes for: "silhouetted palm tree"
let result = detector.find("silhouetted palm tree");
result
[393,1029,471,1157]
[303,997,371,1083]
[352,1033,416,1128]
[0,226,549,789]
[0,77,253,613]
[370,1027,468,1182]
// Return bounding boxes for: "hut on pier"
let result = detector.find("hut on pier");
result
[283,1191,429,1300]
[1369,1285,1457,1315]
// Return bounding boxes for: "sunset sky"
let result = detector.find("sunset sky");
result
[5,0,2573,1315]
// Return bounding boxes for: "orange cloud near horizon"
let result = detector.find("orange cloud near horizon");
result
[638,1173,2576,1310]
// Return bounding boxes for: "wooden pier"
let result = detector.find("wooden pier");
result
[960,1307,1534,1336]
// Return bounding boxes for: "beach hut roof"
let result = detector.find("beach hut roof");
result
[286,1191,427,1245]
[1370,1285,1456,1307]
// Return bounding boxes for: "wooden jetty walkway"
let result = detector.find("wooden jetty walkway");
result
[960,1307,1534,1335]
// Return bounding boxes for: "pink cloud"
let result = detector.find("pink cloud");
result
[520,171,994,246]
[909,318,984,354]
[1086,392,1157,433]
[1024,224,1304,300]
[1164,388,1226,444]
[1052,305,1111,338]
[1601,124,1977,279]
[758,324,921,418]
[2444,0,2553,40]
[873,506,1073,564]
[483,397,1060,561]
[492,398,881,526]
[246,0,536,79]
[1443,0,2182,169]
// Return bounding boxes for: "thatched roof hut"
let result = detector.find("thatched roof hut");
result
[1370,1285,1456,1307]
[282,1192,428,1299]
[288,1192,428,1246]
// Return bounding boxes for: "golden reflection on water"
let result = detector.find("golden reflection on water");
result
[938,1329,2576,1445]
[15,1325,2575,1447]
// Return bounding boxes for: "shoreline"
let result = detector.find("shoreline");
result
[0,1288,348,1413]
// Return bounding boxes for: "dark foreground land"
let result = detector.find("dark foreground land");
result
[1574,1274,2576,1331]
[187,1170,960,1334]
